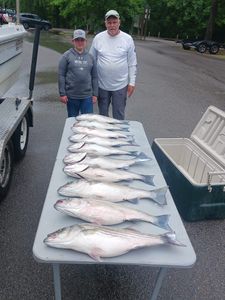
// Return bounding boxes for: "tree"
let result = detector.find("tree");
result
[205,0,218,39]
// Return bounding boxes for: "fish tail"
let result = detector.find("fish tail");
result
[129,150,139,156]
[128,140,139,146]
[150,186,168,205]
[126,134,134,141]
[162,232,186,247]
[142,175,155,186]
[118,120,130,125]
[153,214,171,230]
[136,152,151,161]
[127,198,139,204]
[120,127,130,132]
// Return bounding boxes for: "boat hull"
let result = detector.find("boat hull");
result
[0,24,26,97]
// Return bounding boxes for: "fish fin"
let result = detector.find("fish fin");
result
[129,151,139,156]
[121,120,130,125]
[153,214,172,230]
[112,144,127,148]
[120,127,130,132]
[89,248,103,261]
[142,175,155,186]
[150,186,168,206]
[129,140,140,147]
[123,227,141,233]
[126,134,134,140]
[127,198,139,204]
[121,166,129,170]
[162,232,186,247]
[136,152,151,161]
[107,128,120,132]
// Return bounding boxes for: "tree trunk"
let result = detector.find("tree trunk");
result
[205,0,218,40]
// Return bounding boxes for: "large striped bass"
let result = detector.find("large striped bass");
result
[67,142,149,158]
[44,223,185,261]
[71,126,133,140]
[63,164,155,185]
[75,114,130,125]
[69,134,138,147]
[57,179,168,205]
[54,198,171,229]
[73,120,129,131]
[63,153,150,169]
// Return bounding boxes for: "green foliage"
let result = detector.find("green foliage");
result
[47,0,145,32]
[146,0,213,38]
[3,0,225,40]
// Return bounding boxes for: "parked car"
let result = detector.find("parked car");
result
[181,39,225,54]
[13,13,52,31]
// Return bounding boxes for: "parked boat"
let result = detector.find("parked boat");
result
[0,23,26,97]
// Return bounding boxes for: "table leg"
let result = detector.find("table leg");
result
[150,267,167,300]
[53,263,61,300]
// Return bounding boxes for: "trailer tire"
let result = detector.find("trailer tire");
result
[12,114,29,161]
[209,44,219,54]
[196,43,207,53]
[0,141,14,200]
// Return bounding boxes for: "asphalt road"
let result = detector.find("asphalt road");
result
[1,35,225,300]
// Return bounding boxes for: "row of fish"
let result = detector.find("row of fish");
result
[44,114,184,260]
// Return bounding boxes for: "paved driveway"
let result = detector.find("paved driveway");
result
[0,35,225,300]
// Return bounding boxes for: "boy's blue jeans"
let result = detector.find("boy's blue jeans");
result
[66,97,93,117]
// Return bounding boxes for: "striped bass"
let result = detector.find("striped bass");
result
[71,126,133,140]
[69,134,138,147]
[44,223,185,261]
[67,142,149,159]
[75,113,130,125]
[57,179,168,205]
[63,164,155,185]
[73,120,129,131]
[54,198,171,229]
[63,153,150,169]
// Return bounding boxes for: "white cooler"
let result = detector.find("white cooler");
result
[152,105,225,221]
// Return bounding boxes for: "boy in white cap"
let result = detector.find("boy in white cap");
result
[89,10,137,120]
[58,29,98,117]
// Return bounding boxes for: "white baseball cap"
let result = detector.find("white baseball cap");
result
[105,10,120,20]
[73,29,86,40]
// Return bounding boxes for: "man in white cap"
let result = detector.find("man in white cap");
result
[89,10,137,120]
[58,29,98,117]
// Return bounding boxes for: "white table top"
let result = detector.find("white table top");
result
[33,117,196,267]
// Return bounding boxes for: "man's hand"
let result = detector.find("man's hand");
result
[60,96,68,104]
[127,85,135,97]
[92,96,97,104]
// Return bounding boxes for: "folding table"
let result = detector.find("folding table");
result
[33,118,196,300]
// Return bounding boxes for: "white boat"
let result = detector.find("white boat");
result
[0,23,26,97]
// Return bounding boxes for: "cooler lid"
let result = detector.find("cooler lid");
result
[191,105,225,167]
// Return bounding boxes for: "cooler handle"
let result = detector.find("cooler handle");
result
[207,171,225,192]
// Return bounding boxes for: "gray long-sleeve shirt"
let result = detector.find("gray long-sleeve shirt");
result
[58,48,98,99]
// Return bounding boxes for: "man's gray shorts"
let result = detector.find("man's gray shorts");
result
[98,86,127,120]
